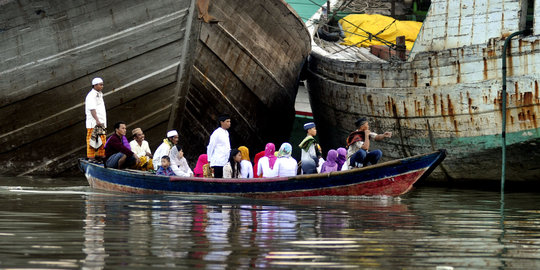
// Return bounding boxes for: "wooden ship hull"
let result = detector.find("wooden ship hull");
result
[306,0,540,181]
[0,0,311,176]
[177,0,311,164]
[79,150,446,198]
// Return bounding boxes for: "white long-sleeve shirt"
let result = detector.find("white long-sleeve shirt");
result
[257,156,278,178]
[207,127,230,167]
[240,160,253,178]
[171,156,193,177]
[274,156,298,177]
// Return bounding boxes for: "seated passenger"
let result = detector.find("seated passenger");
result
[223,148,242,178]
[153,130,179,170]
[129,127,153,171]
[156,156,175,176]
[104,121,139,169]
[193,154,209,177]
[238,146,254,178]
[257,143,278,178]
[274,143,297,177]
[320,149,338,173]
[170,145,193,177]
[253,150,265,178]
[336,147,347,171]
[346,117,392,168]
[299,122,321,174]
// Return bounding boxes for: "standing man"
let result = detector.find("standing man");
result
[299,122,320,174]
[207,114,231,178]
[153,130,179,170]
[85,77,107,162]
[105,121,139,169]
[346,117,392,168]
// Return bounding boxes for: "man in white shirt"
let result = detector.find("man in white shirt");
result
[207,114,231,178]
[129,128,153,171]
[85,77,107,161]
[153,130,179,170]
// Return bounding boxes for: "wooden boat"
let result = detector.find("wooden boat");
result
[0,0,310,176]
[78,149,446,198]
[305,0,540,181]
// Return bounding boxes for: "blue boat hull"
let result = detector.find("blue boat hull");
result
[79,150,446,198]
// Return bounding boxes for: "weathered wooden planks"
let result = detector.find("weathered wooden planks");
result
[0,0,196,175]
[0,0,311,176]
[177,0,311,164]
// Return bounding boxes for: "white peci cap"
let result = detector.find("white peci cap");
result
[167,130,178,138]
[92,77,103,86]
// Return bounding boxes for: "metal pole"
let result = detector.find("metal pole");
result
[500,29,530,194]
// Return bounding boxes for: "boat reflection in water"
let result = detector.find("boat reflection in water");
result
[2,179,540,269]
[80,190,540,269]
[82,193,417,268]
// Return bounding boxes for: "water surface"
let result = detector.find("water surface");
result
[1,177,539,269]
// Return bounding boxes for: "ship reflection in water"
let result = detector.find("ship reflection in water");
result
[1,178,540,269]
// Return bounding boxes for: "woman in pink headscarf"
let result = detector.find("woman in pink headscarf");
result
[193,154,208,177]
[256,143,278,178]
[320,149,339,173]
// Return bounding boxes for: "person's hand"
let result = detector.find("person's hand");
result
[96,121,104,128]
[146,152,153,158]
[383,131,392,138]
[364,129,371,136]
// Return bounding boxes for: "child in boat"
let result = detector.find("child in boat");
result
[299,122,321,174]
[223,148,242,178]
[156,156,175,176]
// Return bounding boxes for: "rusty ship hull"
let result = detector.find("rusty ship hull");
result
[0,0,310,176]
[306,0,540,181]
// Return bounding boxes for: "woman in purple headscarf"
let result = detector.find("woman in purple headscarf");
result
[336,147,347,171]
[256,143,278,178]
[320,149,338,173]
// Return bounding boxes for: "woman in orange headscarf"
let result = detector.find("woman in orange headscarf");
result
[238,146,254,178]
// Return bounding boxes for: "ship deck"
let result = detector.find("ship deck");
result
[314,39,387,62]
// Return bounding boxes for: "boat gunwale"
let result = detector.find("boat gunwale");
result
[79,149,446,184]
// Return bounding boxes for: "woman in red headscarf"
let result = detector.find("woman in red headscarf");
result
[253,150,265,178]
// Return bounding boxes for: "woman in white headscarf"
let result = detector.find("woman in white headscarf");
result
[170,144,193,177]
[273,143,297,177]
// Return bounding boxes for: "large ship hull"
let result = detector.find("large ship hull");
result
[178,0,311,163]
[306,0,540,181]
[0,0,311,176]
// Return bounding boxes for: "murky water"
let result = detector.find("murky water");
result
[1,176,540,269]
